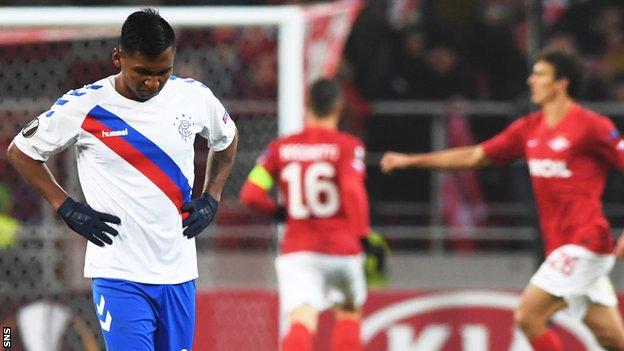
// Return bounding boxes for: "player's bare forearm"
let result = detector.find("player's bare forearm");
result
[6,141,68,210]
[380,145,491,173]
[615,232,624,259]
[203,130,238,201]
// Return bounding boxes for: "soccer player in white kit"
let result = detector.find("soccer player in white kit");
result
[381,51,624,350]
[7,9,238,351]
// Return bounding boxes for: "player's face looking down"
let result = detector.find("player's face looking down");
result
[112,46,175,102]
[527,60,570,106]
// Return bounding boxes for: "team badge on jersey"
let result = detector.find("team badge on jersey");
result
[548,135,570,152]
[21,118,39,138]
[174,114,194,142]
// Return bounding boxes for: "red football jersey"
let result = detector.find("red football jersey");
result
[482,103,624,254]
[259,126,369,255]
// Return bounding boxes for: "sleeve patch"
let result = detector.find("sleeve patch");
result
[21,118,39,138]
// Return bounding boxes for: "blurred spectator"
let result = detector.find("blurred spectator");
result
[542,31,608,100]
[543,31,578,54]
[345,0,398,99]
[0,183,19,249]
[543,0,570,27]
[554,0,618,56]
[421,0,480,40]
[420,43,475,99]
[386,0,421,31]
[609,71,624,101]
[388,26,429,99]
[466,0,526,100]
[598,6,624,77]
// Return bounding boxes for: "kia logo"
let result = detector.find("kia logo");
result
[362,291,601,350]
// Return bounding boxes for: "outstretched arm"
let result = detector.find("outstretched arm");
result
[380,145,491,173]
[615,234,624,259]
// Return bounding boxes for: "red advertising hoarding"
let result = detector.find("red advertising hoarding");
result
[195,289,611,351]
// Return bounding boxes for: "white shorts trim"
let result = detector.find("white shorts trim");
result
[275,252,367,313]
[530,244,617,318]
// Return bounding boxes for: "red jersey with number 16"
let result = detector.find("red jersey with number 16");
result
[255,127,369,255]
[482,103,624,255]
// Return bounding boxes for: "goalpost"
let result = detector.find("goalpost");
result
[0,2,360,135]
[0,5,308,136]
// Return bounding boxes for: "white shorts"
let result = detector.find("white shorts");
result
[275,252,367,313]
[530,244,617,318]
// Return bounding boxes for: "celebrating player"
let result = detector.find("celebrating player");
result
[240,78,372,351]
[7,9,238,351]
[381,50,624,351]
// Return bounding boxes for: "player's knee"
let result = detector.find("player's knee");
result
[592,328,624,350]
[290,304,319,332]
[514,307,542,336]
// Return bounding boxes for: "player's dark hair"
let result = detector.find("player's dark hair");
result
[120,8,175,58]
[535,50,586,98]
[309,78,342,117]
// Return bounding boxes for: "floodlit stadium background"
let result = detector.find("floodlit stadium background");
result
[2,1,624,350]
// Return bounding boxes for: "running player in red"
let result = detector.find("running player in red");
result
[381,51,624,351]
[240,78,369,351]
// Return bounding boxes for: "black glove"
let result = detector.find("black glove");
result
[57,197,121,247]
[360,231,390,287]
[181,193,219,238]
[274,206,287,222]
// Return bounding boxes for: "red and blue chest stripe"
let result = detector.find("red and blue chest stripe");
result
[81,105,192,214]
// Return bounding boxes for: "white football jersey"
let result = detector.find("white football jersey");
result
[13,75,237,284]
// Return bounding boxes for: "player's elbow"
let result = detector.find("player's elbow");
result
[6,141,21,166]
[239,181,263,208]
[239,183,254,207]
[467,146,490,169]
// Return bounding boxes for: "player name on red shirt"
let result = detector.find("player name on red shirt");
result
[482,103,624,254]
[260,127,369,255]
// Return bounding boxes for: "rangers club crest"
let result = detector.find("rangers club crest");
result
[174,114,194,142]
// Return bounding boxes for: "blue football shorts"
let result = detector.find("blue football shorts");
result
[91,278,196,351]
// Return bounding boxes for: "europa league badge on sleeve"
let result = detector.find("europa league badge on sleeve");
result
[21,118,39,138]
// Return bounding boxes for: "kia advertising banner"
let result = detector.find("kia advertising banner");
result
[194,289,612,351]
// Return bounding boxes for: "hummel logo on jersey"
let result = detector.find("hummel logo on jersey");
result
[548,136,570,152]
[101,129,128,138]
[528,159,572,178]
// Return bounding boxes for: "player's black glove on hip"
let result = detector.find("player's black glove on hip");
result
[181,193,219,238]
[57,197,121,247]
